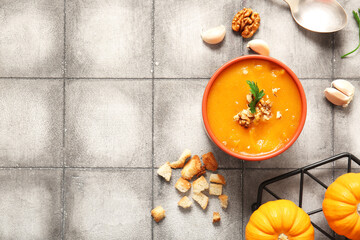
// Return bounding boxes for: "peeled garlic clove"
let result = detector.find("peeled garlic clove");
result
[201,25,226,44]
[331,79,355,98]
[247,39,270,56]
[324,88,351,107]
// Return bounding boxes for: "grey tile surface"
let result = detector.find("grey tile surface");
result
[154,170,242,240]
[334,0,360,78]
[243,0,333,78]
[243,168,334,240]
[245,80,333,168]
[154,0,243,78]
[64,169,152,240]
[65,79,152,167]
[0,169,62,239]
[334,80,360,167]
[0,79,63,167]
[0,0,64,77]
[0,0,358,238]
[154,79,242,169]
[66,0,152,78]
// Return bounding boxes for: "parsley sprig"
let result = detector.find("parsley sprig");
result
[247,80,265,114]
[341,9,360,58]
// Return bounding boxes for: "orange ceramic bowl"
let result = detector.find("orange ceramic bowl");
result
[202,55,307,161]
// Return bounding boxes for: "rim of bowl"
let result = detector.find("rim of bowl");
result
[202,55,307,161]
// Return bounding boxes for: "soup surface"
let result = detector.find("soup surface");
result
[207,59,302,156]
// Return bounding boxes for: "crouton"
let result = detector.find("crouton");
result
[209,183,223,196]
[213,212,221,223]
[157,162,172,181]
[192,192,209,210]
[210,174,226,185]
[151,206,165,222]
[175,177,191,193]
[218,195,228,209]
[181,155,202,180]
[170,149,191,169]
[202,152,218,171]
[193,176,209,193]
[178,196,192,209]
[195,165,206,178]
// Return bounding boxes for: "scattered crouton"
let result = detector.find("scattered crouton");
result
[178,196,192,209]
[193,176,209,193]
[210,174,226,185]
[192,192,209,210]
[170,149,191,168]
[213,212,221,223]
[219,195,228,209]
[196,165,206,178]
[202,152,218,171]
[175,177,191,193]
[209,183,223,196]
[151,206,165,222]
[181,155,202,180]
[157,162,172,181]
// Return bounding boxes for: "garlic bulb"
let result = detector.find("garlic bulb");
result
[324,79,355,107]
[247,39,270,56]
[201,25,226,45]
[331,79,355,98]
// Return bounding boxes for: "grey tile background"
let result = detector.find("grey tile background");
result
[65,0,153,78]
[64,169,152,239]
[65,79,152,167]
[0,0,64,77]
[334,0,360,78]
[0,0,359,239]
[0,79,64,167]
[0,169,62,240]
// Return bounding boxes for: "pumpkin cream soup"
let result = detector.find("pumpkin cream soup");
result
[207,59,302,156]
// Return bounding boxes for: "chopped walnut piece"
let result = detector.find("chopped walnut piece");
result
[234,93,272,128]
[246,93,253,103]
[272,88,280,95]
[233,109,253,128]
[276,111,282,119]
[232,8,261,38]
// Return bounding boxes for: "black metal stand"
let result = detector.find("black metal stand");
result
[251,152,360,240]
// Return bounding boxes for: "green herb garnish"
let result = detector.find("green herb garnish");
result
[341,9,360,58]
[247,80,265,114]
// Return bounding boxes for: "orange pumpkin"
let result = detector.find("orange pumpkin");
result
[246,199,314,240]
[322,173,360,239]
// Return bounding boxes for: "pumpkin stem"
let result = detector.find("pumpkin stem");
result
[278,233,289,240]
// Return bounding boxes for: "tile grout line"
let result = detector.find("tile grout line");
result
[0,166,155,170]
[151,0,155,239]
[61,0,67,239]
[0,166,352,170]
[0,166,346,170]
[331,34,335,235]
[331,32,335,187]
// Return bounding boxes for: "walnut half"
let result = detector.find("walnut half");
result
[232,8,260,38]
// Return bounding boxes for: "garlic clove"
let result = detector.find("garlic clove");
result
[324,87,351,107]
[247,39,270,56]
[331,79,355,98]
[201,25,226,45]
